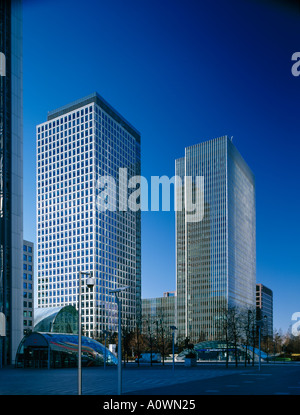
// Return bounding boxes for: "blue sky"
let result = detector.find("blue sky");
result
[22,0,300,333]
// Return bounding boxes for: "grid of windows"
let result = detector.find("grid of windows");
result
[176,136,256,343]
[36,95,141,338]
[23,241,34,334]
[142,295,176,335]
[256,284,273,337]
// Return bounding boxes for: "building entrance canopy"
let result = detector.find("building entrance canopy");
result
[16,332,118,368]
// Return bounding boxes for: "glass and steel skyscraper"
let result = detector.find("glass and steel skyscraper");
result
[256,283,273,337]
[36,92,141,338]
[0,0,23,365]
[175,136,256,343]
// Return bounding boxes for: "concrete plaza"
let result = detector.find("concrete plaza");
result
[0,362,299,395]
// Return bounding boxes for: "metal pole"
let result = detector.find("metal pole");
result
[149,324,153,367]
[161,323,165,366]
[117,295,122,395]
[104,332,107,370]
[137,324,140,367]
[172,331,175,371]
[78,271,82,395]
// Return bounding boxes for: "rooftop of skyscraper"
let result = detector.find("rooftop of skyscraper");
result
[46,91,141,143]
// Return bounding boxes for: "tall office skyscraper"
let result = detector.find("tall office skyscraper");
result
[0,0,23,365]
[36,92,141,338]
[175,136,256,343]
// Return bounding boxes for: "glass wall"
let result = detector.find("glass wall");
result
[34,305,79,334]
[176,136,256,343]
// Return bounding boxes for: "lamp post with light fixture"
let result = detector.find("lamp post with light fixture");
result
[78,270,95,395]
[257,315,267,371]
[170,325,177,371]
[103,329,110,370]
[109,286,129,395]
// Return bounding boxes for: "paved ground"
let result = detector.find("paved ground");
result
[0,362,299,396]
[126,363,300,396]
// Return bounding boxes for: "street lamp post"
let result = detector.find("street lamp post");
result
[78,270,95,395]
[160,319,165,366]
[245,310,251,367]
[103,329,110,370]
[258,322,262,371]
[148,321,153,367]
[170,326,177,371]
[136,320,141,367]
[257,315,267,372]
[109,286,129,395]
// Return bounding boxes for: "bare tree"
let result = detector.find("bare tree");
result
[247,308,257,366]
[215,303,231,368]
[239,307,256,366]
[227,305,243,367]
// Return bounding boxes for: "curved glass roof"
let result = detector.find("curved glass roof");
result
[241,345,268,359]
[178,340,268,359]
[43,333,118,364]
[34,306,64,327]
[16,332,118,366]
[194,340,236,350]
[34,305,78,334]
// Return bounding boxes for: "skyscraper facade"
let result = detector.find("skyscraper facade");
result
[256,283,273,337]
[142,292,176,335]
[175,136,256,343]
[23,240,34,335]
[0,0,23,365]
[36,92,141,338]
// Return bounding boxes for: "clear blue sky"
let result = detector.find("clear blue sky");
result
[22,0,300,333]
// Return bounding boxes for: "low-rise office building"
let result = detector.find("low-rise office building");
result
[256,283,273,337]
[142,292,176,336]
[23,240,34,335]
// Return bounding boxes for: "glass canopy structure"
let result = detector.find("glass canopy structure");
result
[34,305,78,334]
[177,340,267,361]
[15,332,118,368]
